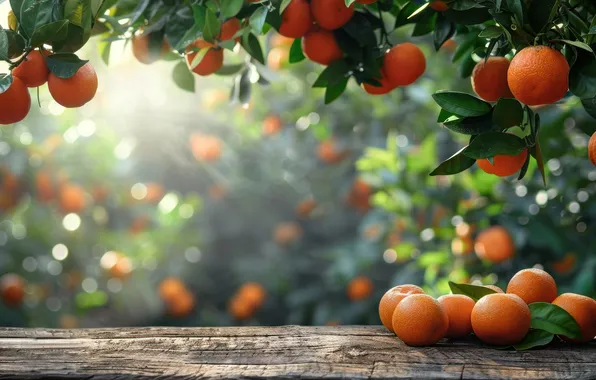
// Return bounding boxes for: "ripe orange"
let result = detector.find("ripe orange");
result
[471,57,513,102]
[471,293,531,346]
[267,47,290,70]
[12,50,50,87]
[273,221,303,246]
[0,76,31,125]
[238,282,267,309]
[106,253,133,279]
[48,63,98,108]
[317,139,347,164]
[302,27,343,65]
[144,183,164,203]
[483,285,504,293]
[0,273,25,307]
[278,0,313,38]
[429,1,449,11]
[347,276,374,301]
[159,277,186,303]
[442,39,457,52]
[392,294,449,346]
[474,226,515,263]
[346,178,372,213]
[552,293,596,343]
[59,183,86,213]
[167,289,195,318]
[476,148,528,177]
[363,69,397,95]
[186,40,224,76]
[506,268,558,304]
[190,133,222,161]
[263,115,283,136]
[383,43,426,86]
[311,0,354,31]
[507,46,570,106]
[589,132,596,166]
[438,294,475,338]
[295,198,317,218]
[132,34,170,64]
[35,171,55,203]
[219,18,241,42]
[378,284,425,332]
[229,295,255,320]
[552,252,576,274]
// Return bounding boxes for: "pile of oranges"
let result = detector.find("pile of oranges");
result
[0,49,98,125]
[380,268,596,347]
[275,0,426,95]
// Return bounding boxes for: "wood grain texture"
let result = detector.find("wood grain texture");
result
[0,326,594,379]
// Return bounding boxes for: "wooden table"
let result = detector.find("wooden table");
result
[0,326,594,379]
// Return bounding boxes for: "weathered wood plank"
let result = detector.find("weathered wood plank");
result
[0,326,594,379]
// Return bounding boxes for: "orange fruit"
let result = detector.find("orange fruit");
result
[219,18,241,42]
[471,293,531,345]
[429,1,449,11]
[471,57,513,102]
[12,50,50,87]
[552,252,576,274]
[229,295,255,320]
[238,282,266,309]
[159,277,186,303]
[35,171,55,203]
[317,139,347,164]
[295,198,317,218]
[476,149,528,177]
[451,236,473,256]
[346,178,372,213]
[589,132,596,166]
[48,63,98,108]
[552,293,596,343]
[132,33,170,64]
[186,40,224,76]
[311,0,354,30]
[378,284,425,332]
[0,76,31,125]
[384,43,426,86]
[0,273,25,307]
[273,221,303,246]
[302,27,343,65]
[392,294,449,346]
[59,183,86,213]
[474,226,515,263]
[507,45,570,106]
[346,276,374,301]
[362,69,396,95]
[506,268,558,304]
[107,254,133,279]
[59,314,79,329]
[263,115,283,136]
[190,133,222,161]
[483,285,504,293]
[167,289,195,317]
[438,294,475,338]
[441,39,457,52]
[267,47,290,70]
[144,183,164,203]
[271,34,294,48]
[279,0,313,38]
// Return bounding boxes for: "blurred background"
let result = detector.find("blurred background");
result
[0,2,595,328]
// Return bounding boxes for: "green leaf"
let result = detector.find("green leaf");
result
[429,146,476,176]
[237,70,251,104]
[312,60,350,88]
[569,53,596,99]
[452,34,477,63]
[172,61,195,93]
[529,302,582,339]
[215,63,245,76]
[552,39,594,53]
[345,0,357,5]
[530,142,547,186]
[51,22,90,53]
[325,76,349,104]
[98,39,111,65]
[517,152,530,180]
[493,98,523,129]
[412,12,437,37]
[478,25,503,38]
[448,281,496,302]
[241,33,265,64]
[437,108,457,123]
[582,96,596,119]
[64,0,93,30]
[0,73,14,95]
[342,13,377,47]
[433,13,455,51]
[31,19,69,47]
[203,8,221,43]
[432,91,492,117]
[0,29,25,60]
[289,37,305,63]
[443,8,491,25]
[221,0,243,18]
[45,53,89,79]
[528,0,557,33]
[189,47,209,69]
[505,0,524,25]
[442,113,497,135]
[249,6,268,34]
[19,0,55,37]
[464,132,526,159]
[513,330,554,351]
[395,1,430,28]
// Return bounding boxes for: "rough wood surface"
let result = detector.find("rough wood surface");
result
[0,326,594,379]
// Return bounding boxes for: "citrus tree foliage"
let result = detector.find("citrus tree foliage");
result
[2,0,596,180]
